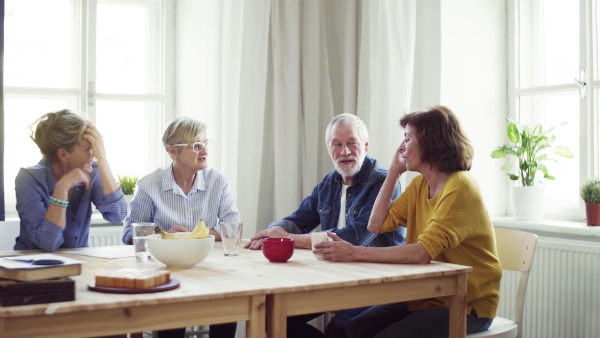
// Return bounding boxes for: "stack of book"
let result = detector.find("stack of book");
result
[0,254,82,307]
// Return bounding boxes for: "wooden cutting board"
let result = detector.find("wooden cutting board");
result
[87,278,180,294]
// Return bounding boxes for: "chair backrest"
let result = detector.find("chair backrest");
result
[494,228,538,338]
[0,220,21,251]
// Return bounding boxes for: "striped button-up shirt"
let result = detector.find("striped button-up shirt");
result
[122,163,239,244]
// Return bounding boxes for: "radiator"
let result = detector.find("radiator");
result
[498,237,600,338]
[88,225,124,247]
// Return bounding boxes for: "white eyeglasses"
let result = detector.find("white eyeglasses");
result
[173,139,213,153]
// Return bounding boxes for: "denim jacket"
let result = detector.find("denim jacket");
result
[268,156,405,247]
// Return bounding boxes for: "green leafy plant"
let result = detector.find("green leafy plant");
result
[118,175,138,195]
[580,179,600,203]
[490,119,573,187]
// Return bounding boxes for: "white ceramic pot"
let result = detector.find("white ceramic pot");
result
[124,194,133,204]
[511,186,545,220]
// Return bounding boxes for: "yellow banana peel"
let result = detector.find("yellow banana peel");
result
[154,226,177,239]
[154,220,209,240]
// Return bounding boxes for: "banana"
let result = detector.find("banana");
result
[179,219,209,239]
[190,219,206,236]
[154,220,209,240]
[193,226,210,239]
[154,226,179,239]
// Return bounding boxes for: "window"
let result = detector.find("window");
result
[510,0,599,219]
[3,0,173,219]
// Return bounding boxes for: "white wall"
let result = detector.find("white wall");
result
[440,0,507,216]
[413,0,508,216]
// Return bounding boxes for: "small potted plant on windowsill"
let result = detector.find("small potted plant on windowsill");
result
[118,175,138,206]
[491,118,573,220]
[580,178,600,226]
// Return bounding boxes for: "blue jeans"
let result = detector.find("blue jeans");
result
[287,313,325,338]
[325,307,371,338]
[344,302,493,338]
[156,322,237,338]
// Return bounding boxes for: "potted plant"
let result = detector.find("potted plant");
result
[491,118,573,220]
[580,179,600,226]
[118,175,138,206]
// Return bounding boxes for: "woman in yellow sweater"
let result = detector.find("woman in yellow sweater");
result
[318,106,502,338]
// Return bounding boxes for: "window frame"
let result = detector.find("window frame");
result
[2,0,175,220]
[508,0,599,220]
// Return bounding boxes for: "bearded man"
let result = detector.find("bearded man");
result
[245,113,405,338]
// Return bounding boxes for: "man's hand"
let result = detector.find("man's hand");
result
[244,226,290,250]
[313,232,357,262]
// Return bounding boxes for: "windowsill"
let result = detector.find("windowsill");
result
[492,215,600,242]
[90,213,122,227]
[9,214,600,237]
[5,213,122,227]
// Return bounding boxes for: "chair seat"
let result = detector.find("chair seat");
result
[467,317,517,338]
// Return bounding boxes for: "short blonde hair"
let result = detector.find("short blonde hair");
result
[30,109,88,162]
[162,117,207,151]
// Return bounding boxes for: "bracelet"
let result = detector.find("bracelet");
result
[55,185,69,193]
[49,196,69,208]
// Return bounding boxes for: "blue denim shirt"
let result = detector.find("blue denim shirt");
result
[268,156,405,247]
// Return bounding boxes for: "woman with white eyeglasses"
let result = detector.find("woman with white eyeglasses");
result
[122,117,239,243]
[122,117,239,338]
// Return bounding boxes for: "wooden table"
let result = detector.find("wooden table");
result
[0,246,268,338]
[0,242,471,338]
[216,242,472,338]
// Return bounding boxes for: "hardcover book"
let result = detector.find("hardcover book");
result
[0,254,82,282]
[0,277,75,306]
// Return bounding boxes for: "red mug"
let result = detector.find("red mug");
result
[262,238,295,263]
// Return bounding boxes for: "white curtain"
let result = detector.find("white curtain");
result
[175,0,416,238]
[357,1,416,166]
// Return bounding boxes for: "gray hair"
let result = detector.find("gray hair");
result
[162,117,207,151]
[324,113,369,145]
[30,109,88,162]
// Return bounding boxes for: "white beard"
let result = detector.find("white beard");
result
[334,156,364,178]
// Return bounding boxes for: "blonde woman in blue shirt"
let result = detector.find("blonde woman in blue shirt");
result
[122,117,239,338]
[15,109,127,252]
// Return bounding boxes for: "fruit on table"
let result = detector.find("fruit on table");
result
[154,219,210,239]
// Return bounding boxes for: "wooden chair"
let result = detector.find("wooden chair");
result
[468,228,538,338]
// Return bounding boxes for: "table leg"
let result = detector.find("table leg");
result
[267,294,287,338]
[247,295,267,338]
[448,273,468,338]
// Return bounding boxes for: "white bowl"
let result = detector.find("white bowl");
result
[146,233,215,268]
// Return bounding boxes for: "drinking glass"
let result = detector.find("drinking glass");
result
[132,222,155,260]
[220,221,243,256]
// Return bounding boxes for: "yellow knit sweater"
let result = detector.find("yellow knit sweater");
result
[382,171,502,318]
